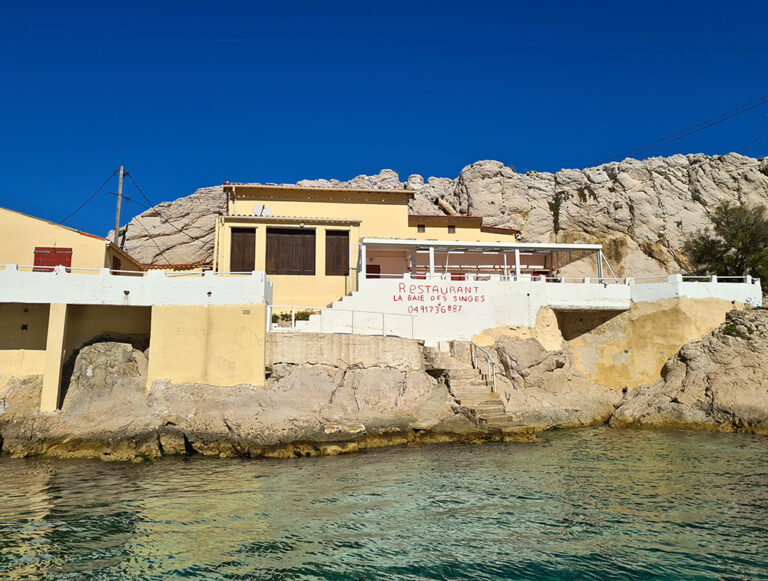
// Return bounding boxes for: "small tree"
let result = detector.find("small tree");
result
[683,201,768,282]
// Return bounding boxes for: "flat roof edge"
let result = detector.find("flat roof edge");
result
[361,237,603,250]
[225,184,415,197]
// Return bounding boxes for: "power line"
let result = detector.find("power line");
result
[130,215,175,265]
[739,128,768,154]
[597,93,768,165]
[108,191,147,208]
[59,168,119,224]
[125,172,198,241]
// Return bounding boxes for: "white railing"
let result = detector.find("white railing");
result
[363,271,761,287]
[470,342,496,393]
[266,305,321,333]
[267,304,416,338]
[0,265,272,306]
[321,309,416,338]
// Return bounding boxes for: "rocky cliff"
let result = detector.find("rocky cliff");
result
[611,309,768,434]
[121,154,768,274]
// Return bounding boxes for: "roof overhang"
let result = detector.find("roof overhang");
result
[222,215,362,226]
[107,242,146,270]
[408,215,483,227]
[224,183,415,198]
[361,238,602,252]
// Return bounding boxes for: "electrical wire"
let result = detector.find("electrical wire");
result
[739,128,768,154]
[597,93,768,165]
[130,215,174,265]
[125,172,198,241]
[59,168,119,224]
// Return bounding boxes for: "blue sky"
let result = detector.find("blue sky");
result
[1,0,767,236]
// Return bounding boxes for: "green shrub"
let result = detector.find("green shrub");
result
[722,323,740,337]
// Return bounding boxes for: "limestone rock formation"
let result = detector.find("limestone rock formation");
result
[610,310,768,434]
[120,154,768,276]
[118,186,225,266]
[0,339,487,461]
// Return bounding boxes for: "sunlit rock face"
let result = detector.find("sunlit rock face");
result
[120,154,768,274]
[611,310,768,434]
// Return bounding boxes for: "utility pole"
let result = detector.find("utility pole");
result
[113,166,124,246]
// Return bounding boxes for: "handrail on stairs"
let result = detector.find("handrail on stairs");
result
[470,342,496,394]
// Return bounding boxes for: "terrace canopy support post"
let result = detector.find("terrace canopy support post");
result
[514,248,521,279]
[428,247,435,277]
[597,250,604,281]
[503,253,508,278]
[360,243,367,281]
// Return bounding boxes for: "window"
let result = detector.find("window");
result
[417,224,426,233]
[33,247,72,272]
[266,228,315,275]
[448,225,456,234]
[325,230,349,276]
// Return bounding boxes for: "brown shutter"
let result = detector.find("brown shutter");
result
[230,228,256,272]
[266,228,316,275]
[325,230,349,276]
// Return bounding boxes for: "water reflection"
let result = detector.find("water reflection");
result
[0,428,766,580]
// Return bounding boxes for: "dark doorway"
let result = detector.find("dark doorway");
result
[230,228,256,272]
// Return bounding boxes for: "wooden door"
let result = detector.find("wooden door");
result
[33,247,72,272]
[230,228,256,272]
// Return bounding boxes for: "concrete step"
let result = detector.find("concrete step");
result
[481,416,522,427]
[455,398,501,407]
[445,366,480,374]
[451,389,498,398]
[464,403,506,414]
[449,381,489,391]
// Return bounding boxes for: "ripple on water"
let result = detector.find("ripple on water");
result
[0,427,766,580]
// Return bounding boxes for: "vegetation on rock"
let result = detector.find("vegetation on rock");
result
[684,201,768,282]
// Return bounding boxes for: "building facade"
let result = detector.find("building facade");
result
[0,207,144,273]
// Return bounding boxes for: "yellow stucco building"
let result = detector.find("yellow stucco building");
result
[1,183,760,416]
[213,183,522,307]
[0,207,144,272]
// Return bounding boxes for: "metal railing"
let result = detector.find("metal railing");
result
[266,304,416,338]
[327,309,416,338]
[470,342,496,393]
[266,305,321,333]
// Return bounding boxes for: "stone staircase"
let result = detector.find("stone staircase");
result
[425,347,522,432]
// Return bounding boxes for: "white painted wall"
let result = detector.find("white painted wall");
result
[307,276,632,344]
[0,265,271,306]
[303,274,761,344]
[630,274,762,307]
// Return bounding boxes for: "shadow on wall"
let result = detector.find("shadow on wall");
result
[554,310,624,341]
[0,303,50,350]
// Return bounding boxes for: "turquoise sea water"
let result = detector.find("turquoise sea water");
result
[0,428,766,580]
